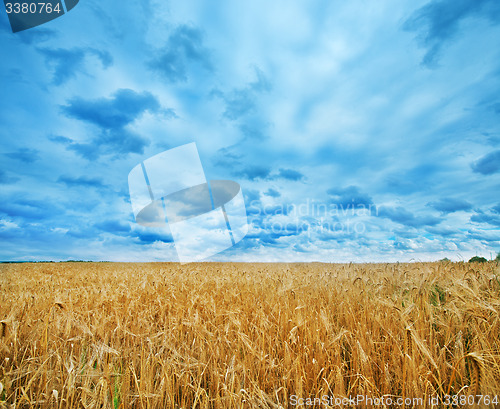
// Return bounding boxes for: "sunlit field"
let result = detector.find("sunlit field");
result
[1,261,500,408]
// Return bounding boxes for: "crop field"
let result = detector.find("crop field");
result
[1,261,500,408]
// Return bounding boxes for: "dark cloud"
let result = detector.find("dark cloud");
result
[214,146,242,168]
[243,230,299,247]
[213,67,271,122]
[3,148,39,163]
[95,220,131,235]
[425,226,460,237]
[134,230,174,245]
[404,0,500,67]
[238,121,269,141]
[38,47,113,85]
[470,212,500,227]
[74,128,150,159]
[0,198,57,220]
[467,228,500,242]
[471,150,500,174]
[61,89,163,158]
[62,89,160,129]
[264,188,281,198]
[67,143,101,161]
[235,165,271,181]
[394,230,419,239]
[378,206,441,227]
[427,197,472,213]
[231,165,304,182]
[148,25,212,83]
[276,168,305,181]
[327,185,374,209]
[58,176,106,189]
[243,189,261,205]
[49,135,73,145]
[223,90,256,120]
[87,48,113,68]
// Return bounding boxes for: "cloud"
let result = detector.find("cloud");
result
[73,128,151,159]
[61,89,163,158]
[327,186,374,209]
[214,146,242,168]
[404,0,500,67]
[378,206,441,227]
[58,176,106,189]
[232,166,305,182]
[62,89,160,129]
[95,220,131,235]
[223,91,256,120]
[244,226,308,247]
[243,189,261,204]
[238,121,269,141]
[3,148,39,163]
[49,135,73,145]
[470,212,500,227]
[492,203,500,214]
[0,198,58,220]
[264,188,281,198]
[235,165,271,181]
[427,197,472,213]
[276,168,305,181]
[134,230,174,245]
[148,24,212,83]
[467,228,500,242]
[425,225,460,237]
[471,150,500,175]
[213,67,271,122]
[66,143,101,161]
[38,47,113,85]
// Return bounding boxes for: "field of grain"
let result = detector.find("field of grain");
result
[1,261,500,408]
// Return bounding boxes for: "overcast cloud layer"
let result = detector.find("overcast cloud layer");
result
[1,0,499,262]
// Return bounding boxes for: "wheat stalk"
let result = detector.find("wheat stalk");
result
[468,352,483,395]
[404,327,413,358]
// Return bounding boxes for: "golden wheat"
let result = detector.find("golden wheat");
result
[0,261,499,408]
[468,352,484,396]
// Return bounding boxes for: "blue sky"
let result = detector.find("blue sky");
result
[1,0,499,262]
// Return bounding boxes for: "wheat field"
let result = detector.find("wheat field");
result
[1,261,500,408]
